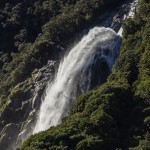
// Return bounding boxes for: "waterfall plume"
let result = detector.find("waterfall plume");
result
[34,27,122,133]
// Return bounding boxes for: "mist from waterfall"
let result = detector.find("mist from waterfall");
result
[34,27,122,133]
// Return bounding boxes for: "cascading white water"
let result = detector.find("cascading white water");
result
[34,27,122,133]
[0,1,140,149]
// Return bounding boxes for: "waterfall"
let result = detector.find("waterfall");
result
[34,27,122,133]
[0,1,140,149]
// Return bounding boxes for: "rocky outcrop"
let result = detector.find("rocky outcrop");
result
[0,60,56,150]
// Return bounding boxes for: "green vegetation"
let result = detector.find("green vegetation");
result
[0,0,121,111]
[21,0,150,149]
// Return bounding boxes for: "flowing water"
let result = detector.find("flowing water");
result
[34,27,122,133]
[33,0,140,134]
[2,0,139,149]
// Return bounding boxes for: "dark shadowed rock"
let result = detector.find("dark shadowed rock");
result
[0,123,20,150]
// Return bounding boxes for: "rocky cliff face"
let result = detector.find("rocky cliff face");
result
[0,0,136,149]
[0,60,56,150]
[21,0,150,149]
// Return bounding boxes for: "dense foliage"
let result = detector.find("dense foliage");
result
[0,0,120,111]
[21,0,150,149]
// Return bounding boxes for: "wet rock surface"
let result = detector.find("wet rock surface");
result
[0,123,20,150]
[0,60,56,150]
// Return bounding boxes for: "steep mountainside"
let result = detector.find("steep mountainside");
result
[0,0,127,150]
[21,0,150,149]
[0,0,122,111]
